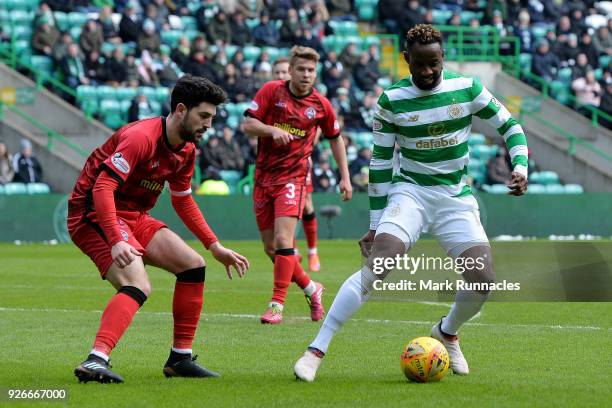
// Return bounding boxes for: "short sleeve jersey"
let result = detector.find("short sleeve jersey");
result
[245,80,340,186]
[69,117,195,216]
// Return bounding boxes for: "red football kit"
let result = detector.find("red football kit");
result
[245,80,340,230]
[68,117,217,275]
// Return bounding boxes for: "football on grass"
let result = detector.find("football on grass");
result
[400,337,450,382]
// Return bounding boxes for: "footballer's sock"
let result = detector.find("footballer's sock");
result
[310,269,376,353]
[291,261,313,292]
[441,289,488,335]
[93,286,147,356]
[272,249,295,304]
[173,267,205,350]
[302,212,318,251]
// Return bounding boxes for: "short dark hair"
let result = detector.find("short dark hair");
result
[405,24,443,51]
[170,75,228,112]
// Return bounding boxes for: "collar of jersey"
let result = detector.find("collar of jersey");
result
[285,80,313,99]
[162,116,186,153]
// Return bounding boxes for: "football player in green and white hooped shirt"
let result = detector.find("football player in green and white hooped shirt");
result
[294,24,528,381]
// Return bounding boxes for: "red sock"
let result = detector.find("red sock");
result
[292,261,312,290]
[272,251,295,304]
[93,293,141,356]
[303,214,318,250]
[173,281,204,350]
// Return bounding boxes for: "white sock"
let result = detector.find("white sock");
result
[171,347,192,355]
[441,289,488,335]
[303,281,316,296]
[269,301,284,311]
[310,269,375,353]
[308,248,317,255]
[90,349,109,362]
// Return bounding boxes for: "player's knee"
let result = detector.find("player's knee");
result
[182,253,205,271]
[176,266,206,283]
[274,235,293,250]
[119,285,149,305]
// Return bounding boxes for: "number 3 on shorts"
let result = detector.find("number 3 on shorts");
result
[285,183,296,199]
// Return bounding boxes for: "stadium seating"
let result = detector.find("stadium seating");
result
[3,182,28,195]
[26,182,50,194]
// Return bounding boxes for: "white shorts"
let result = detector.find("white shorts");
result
[375,183,489,258]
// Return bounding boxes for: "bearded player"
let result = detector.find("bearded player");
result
[272,57,322,272]
[243,46,353,324]
[69,75,249,383]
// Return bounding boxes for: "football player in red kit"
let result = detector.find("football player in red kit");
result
[243,46,353,324]
[69,75,249,383]
[272,58,321,273]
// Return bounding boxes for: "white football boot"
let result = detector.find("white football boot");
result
[431,320,469,375]
[294,350,323,382]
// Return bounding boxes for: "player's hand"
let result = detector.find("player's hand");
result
[111,241,143,269]
[507,171,528,196]
[358,230,376,258]
[210,242,250,279]
[339,177,353,201]
[270,127,295,145]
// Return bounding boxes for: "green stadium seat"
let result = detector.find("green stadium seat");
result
[149,100,161,115]
[138,86,157,101]
[243,45,261,62]
[563,184,584,194]
[100,98,121,115]
[155,87,169,103]
[432,9,453,24]
[219,170,242,194]
[69,26,82,41]
[245,18,259,30]
[184,29,199,41]
[26,182,50,194]
[53,11,69,32]
[460,11,483,24]
[519,53,532,76]
[80,98,98,115]
[264,46,279,61]
[97,85,117,101]
[116,86,138,101]
[68,11,88,28]
[470,171,486,185]
[469,133,486,146]
[30,55,53,74]
[488,183,509,194]
[9,9,33,25]
[322,35,336,52]
[11,25,32,40]
[527,184,546,194]
[12,39,30,55]
[363,35,381,50]
[161,30,182,47]
[545,183,564,194]
[594,68,603,81]
[557,67,572,84]
[181,15,197,30]
[470,144,495,160]
[358,5,375,21]
[224,44,238,59]
[102,113,124,129]
[224,102,240,117]
[315,83,327,96]
[226,115,239,129]
[531,25,548,41]
[468,158,485,174]
[3,182,27,194]
[119,99,132,116]
[0,9,9,23]
[5,0,28,11]
[530,171,559,185]
[599,55,611,68]
[76,85,96,102]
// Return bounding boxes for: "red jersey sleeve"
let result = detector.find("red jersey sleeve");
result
[167,147,195,196]
[318,96,341,139]
[171,194,218,249]
[244,81,277,121]
[101,129,154,183]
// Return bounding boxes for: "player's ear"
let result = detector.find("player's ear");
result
[402,51,410,65]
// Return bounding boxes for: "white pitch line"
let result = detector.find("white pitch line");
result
[0,307,608,332]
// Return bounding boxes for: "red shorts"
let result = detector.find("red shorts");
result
[68,209,166,277]
[253,182,307,231]
[306,169,314,194]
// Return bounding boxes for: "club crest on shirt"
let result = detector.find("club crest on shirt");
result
[448,101,464,119]
[333,120,340,130]
[120,230,129,241]
[249,100,259,111]
[111,152,130,174]
[275,100,286,108]
[372,119,383,131]
[304,106,316,119]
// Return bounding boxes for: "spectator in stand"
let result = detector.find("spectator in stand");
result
[191,34,208,55]
[186,50,218,83]
[600,81,612,128]
[486,148,512,185]
[366,43,380,72]
[338,76,359,105]
[401,0,423,32]
[124,53,140,87]
[233,63,259,101]
[515,10,533,53]
[559,33,580,66]
[327,0,352,20]
[137,51,159,86]
[532,40,560,82]
[32,16,60,56]
[0,142,14,185]
[254,50,272,76]
[332,87,361,130]
[295,26,324,56]
[12,139,42,184]
[572,70,602,117]
[339,42,359,71]
[104,47,128,86]
[199,134,224,180]
[229,11,252,46]
[171,36,191,70]
[377,0,404,34]
[231,49,246,70]
[138,19,161,55]
[447,12,462,27]
[85,50,106,85]
[313,158,337,193]
[569,8,587,35]
[252,11,279,47]
[145,1,168,32]
[218,127,244,172]
[156,48,181,87]
[79,19,104,56]
[279,8,301,46]
[119,2,141,44]
[506,0,522,27]
[543,0,569,22]
[485,0,507,24]
[571,53,593,80]
[353,52,378,92]
[127,93,154,122]
[61,44,89,88]
[206,10,232,45]
[34,2,57,28]
[349,147,371,179]
[358,92,377,130]
[221,63,241,101]
[307,7,328,40]
[593,26,612,57]
[322,51,343,80]
[556,15,573,38]
[240,135,258,174]
[209,49,229,81]
[53,32,74,62]
[323,64,342,97]
[98,6,121,43]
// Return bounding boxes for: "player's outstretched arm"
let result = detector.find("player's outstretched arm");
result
[171,194,249,279]
[242,116,295,145]
[329,136,353,201]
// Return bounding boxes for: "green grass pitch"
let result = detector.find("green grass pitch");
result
[1,240,611,407]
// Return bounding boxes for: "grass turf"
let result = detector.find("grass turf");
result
[0,240,611,407]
